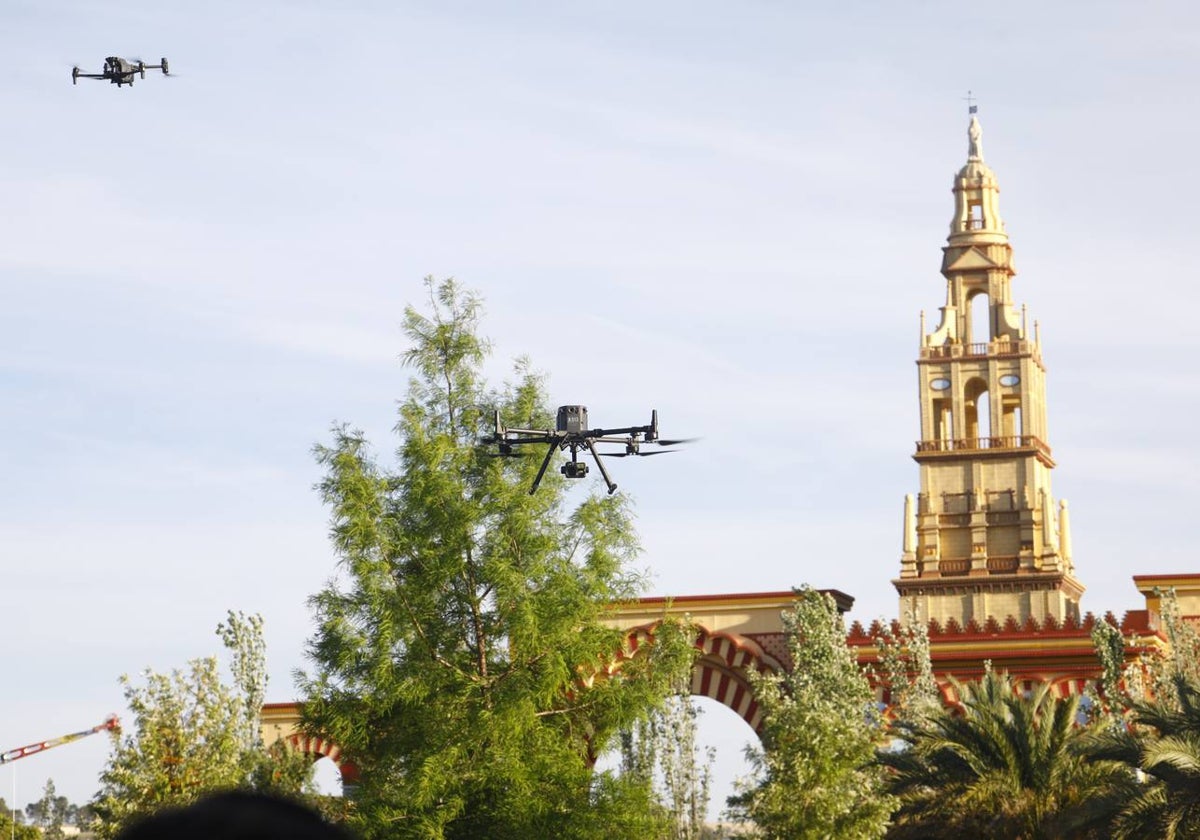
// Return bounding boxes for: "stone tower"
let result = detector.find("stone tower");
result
[894,112,1084,627]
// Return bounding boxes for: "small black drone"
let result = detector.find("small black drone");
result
[486,405,691,495]
[72,56,169,87]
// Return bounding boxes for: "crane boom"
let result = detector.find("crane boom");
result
[1,716,119,765]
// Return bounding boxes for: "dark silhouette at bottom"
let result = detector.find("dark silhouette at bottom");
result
[114,792,353,840]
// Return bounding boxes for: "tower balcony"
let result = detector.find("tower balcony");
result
[914,435,1054,467]
[933,556,1021,577]
[918,339,1040,364]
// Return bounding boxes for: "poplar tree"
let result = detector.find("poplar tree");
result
[92,612,311,837]
[726,586,892,840]
[621,692,717,840]
[31,779,67,840]
[298,278,692,840]
[0,801,38,840]
[1083,590,1200,838]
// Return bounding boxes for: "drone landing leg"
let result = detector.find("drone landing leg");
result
[529,441,558,495]
[585,440,618,495]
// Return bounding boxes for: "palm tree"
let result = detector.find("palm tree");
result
[878,670,1132,839]
[1083,672,1200,839]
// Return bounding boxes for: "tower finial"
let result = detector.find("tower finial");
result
[967,110,984,161]
[964,89,978,115]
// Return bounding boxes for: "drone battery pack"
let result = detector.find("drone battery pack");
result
[556,405,588,434]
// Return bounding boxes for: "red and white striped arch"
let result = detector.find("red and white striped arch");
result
[1049,676,1092,698]
[283,733,359,783]
[619,623,785,735]
[932,675,1095,711]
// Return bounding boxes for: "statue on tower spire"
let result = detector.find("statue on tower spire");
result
[968,113,984,161]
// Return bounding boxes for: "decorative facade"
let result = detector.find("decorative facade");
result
[895,112,1085,628]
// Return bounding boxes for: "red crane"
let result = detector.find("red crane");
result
[1,716,119,766]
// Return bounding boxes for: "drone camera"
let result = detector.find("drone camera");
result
[561,461,589,479]
[556,405,588,434]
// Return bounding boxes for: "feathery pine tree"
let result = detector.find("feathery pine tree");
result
[299,278,692,840]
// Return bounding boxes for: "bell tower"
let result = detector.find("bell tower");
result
[894,111,1084,627]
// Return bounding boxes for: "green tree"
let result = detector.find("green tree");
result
[1090,617,1132,722]
[621,691,717,840]
[881,670,1130,839]
[1084,673,1200,839]
[92,612,312,837]
[29,778,68,840]
[874,609,940,728]
[0,799,38,840]
[298,278,693,840]
[1081,590,1200,838]
[726,586,892,840]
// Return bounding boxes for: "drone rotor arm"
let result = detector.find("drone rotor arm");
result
[499,433,559,452]
[588,435,634,445]
[586,424,651,438]
[503,427,556,438]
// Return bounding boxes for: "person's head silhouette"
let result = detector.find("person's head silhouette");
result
[114,792,352,840]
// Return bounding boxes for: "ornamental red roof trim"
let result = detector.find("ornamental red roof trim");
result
[1133,573,1200,583]
[614,589,857,615]
[625,588,855,608]
[845,609,1158,646]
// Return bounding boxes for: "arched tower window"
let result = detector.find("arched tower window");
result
[1002,400,1022,441]
[968,201,984,229]
[933,399,954,443]
[969,291,991,345]
[964,378,990,443]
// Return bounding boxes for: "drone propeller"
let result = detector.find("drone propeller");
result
[598,449,680,458]
[650,438,698,447]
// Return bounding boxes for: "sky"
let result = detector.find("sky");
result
[4,0,1200,819]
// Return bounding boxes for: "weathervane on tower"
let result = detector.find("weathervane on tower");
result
[964,89,978,114]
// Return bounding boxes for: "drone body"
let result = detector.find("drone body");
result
[487,405,690,495]
[72,56,169,87]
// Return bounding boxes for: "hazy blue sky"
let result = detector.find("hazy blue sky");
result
[4,0,1200,816]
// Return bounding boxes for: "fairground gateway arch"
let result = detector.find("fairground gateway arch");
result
[598,590,853,732]
[259,589,847,784]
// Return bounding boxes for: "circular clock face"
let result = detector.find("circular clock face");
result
[999,374,1020,386]
[930,378,951,391]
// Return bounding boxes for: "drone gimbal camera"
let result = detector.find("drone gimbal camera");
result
[485,405,692,495]
[561,461,589,479]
